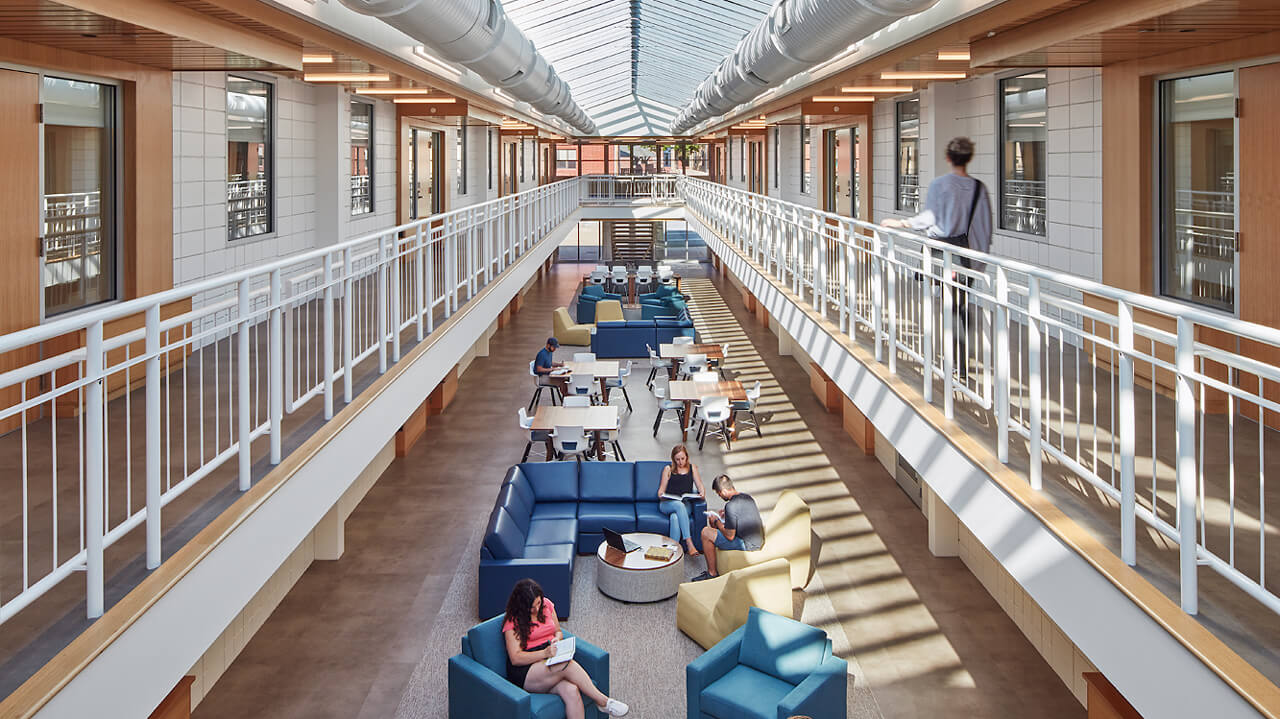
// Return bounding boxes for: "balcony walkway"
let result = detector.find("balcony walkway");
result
[190,261,1084,719]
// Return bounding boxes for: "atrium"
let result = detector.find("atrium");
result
[0,0,1277,717]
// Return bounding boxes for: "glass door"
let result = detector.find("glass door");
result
[407,127,441,220]
[825,127,858,217]
[41,75,116,316]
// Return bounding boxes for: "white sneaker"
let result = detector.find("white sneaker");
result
[604,698,629,716]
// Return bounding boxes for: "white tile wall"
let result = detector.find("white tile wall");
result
[773,124,819,207]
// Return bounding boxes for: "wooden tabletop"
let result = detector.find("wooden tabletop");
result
[659,343,724,360]
[530,405,620,431]
[668,380,746,402]
[562,360,621,378]
[596,533,683,570]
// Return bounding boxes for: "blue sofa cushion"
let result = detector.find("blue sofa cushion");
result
[506,467,535,504]
[582,285,606,298]
[483,507,528,559]
[526,518,579,547]
[634,503,671,534]
[519,462,579,502]
[624,320,656,329]
[701,665,794,719]
[633,461,668,500]
[498,483,534,534]
[523,542,576,569]
[463,615,510,675]
[577,502,637,534]
[740,607,831,685]
[531,502,578,520]
[579,461,635,501]
[531,694,568,719]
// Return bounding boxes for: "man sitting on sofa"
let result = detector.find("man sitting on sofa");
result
[693,474,764,581]
[535,336,568,396]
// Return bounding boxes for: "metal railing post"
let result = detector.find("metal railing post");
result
[839,222,849,334]
[871,231,883,363]
[377,235,388,374]
[145,304,162,568]
[885,235,897,375]
[322,255,335,420]
[1175,316,1198,614]
[942,250,955,420]
[390,235,402,363]
[269,268,283,464]
[995,266,1010,463]
[1118,299,1136,565]
[237,280,253,489]
[414,226,425,342]
[920,244,934,405]
[342,248,354,404]
[85,319,105,618]
[1028,276,1043,490]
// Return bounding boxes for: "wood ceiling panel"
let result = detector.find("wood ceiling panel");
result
[0,1,290,71]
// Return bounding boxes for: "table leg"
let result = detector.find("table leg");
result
[598,378,610,403]
[595,431,606,460]
[681,400,693,442]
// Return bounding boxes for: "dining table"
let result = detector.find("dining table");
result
[658,343,724,380]
[530,405,621,460]
[666,379,746,442]
[561,359,621,402]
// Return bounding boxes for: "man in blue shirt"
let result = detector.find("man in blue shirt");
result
[534,337,568,399]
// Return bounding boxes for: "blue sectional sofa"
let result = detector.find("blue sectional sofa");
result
[640,285,689,320]
[479,461,708,619]
[576,285,623,324]
[590,317,696,358]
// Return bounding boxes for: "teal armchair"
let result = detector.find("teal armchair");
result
[686,607,846,719]
[449,615,610,719]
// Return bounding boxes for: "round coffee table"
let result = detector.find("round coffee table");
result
[595,532,684,602]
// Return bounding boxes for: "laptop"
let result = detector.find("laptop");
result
[602,527,641,553]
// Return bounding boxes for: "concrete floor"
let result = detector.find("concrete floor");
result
[191,261,1084,719]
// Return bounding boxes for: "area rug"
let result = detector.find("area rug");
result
[394,526,883,719]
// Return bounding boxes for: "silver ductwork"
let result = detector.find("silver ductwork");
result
[337,0,597,135]
[670,0,939,134]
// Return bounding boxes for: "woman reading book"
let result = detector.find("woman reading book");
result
[658,444,706,556]
[503,579,629,717]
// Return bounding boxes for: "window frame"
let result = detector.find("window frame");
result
[773,125,779,189]
[349,97,375,216]
[487,126,495,191]
[225,73,276,241]
[456,117,468,195]
[997,70,1048,236]
[894,96,920,213]
[800,121,811,194]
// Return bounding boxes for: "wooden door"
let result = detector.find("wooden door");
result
[1239,62,1279,330]
[0,69,42,432]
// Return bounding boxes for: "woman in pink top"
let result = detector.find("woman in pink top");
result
[502,579,629,717]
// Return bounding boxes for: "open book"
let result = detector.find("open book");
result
[546,636,575,666]
[661,492,701,501]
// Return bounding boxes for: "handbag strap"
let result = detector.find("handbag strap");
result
[962,178,982,241]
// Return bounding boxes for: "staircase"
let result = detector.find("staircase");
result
[606,221,658,265]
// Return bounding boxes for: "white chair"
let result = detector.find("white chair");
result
[711,342,729,371]
[518,407,550,462]
[597,413,626,461]
[605,360,633,412]
[528,360,560,411]
[562,396,592,408]
[652,385,685,437]
[658,265,675,285]
[680,353,708,379]
[646,344,672,389]
[573,352,597,362]
[733,380,764,438]
[692,370,720,383]
[551,425,589,463]
[569,372,599,403]
[590,265,608,285]
[696,395,733,451]
[610,267,629,298]
[635,266,654,294]
[672,336,694,346]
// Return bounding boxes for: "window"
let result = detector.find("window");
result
[41,76,117,315]
[456,118,467,194]
[350,100,373,216]
[519,138,526,182]
[895,98,920,213]
[1159,71,1236,312]
[226,76,272,239]
[488,127,495,190]
[999,72,1047,235]
[738,137,745,180]
[800,122,811,194]
[773,126,779,188]
[556,147,577,170]
[727,138,733,180]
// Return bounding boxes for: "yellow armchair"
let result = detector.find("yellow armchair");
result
[717,490,814,589]
[553,307,592,346]
[676,557,793,650]
[594,299,624,323]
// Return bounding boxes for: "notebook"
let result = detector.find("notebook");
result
[546,636,575,666]
[603,527,641,553]
[660,492,701,501]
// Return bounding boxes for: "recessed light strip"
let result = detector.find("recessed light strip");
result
[304,73,391,83]
[810,96,874,102]
[841,86,914,93]
[302,53,334,64]
[392,97,458,104]
[881,71,967,80]
[937,50,971,61]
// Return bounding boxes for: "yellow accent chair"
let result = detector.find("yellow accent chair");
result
[717,490,814,590]
[553,307,592,346]
[676,557,793,650]
[594,299,624,324]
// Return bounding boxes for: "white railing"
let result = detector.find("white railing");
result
[679,176,1279,621]
[0,177,581,626]
[579,174,682,204]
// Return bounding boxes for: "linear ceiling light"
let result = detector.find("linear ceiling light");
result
[937,50,971,61]
[811,96,874,102]
[302,53,334,64]
[304,73,391,82]
[881,71,967,80]
[842,86,914,93]
[393,97,458,104]
[356,87,438,95]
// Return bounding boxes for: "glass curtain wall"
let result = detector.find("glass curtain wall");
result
[226,76,272,239]
[1160,71,1236,312]
[999,72,1047,234]
[896,98,920,212]
[42,76,115,315]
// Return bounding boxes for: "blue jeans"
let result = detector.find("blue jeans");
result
[713,532,747,551]
[659,499,693,542]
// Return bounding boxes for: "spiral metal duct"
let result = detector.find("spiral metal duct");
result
[337,0,597,135]
[670,0,939,134]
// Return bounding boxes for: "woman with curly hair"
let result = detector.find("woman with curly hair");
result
[502,579,629,717]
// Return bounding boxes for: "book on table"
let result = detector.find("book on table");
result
[546,636,575,666]
[660,492,701,501]
[644,545,676,562]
